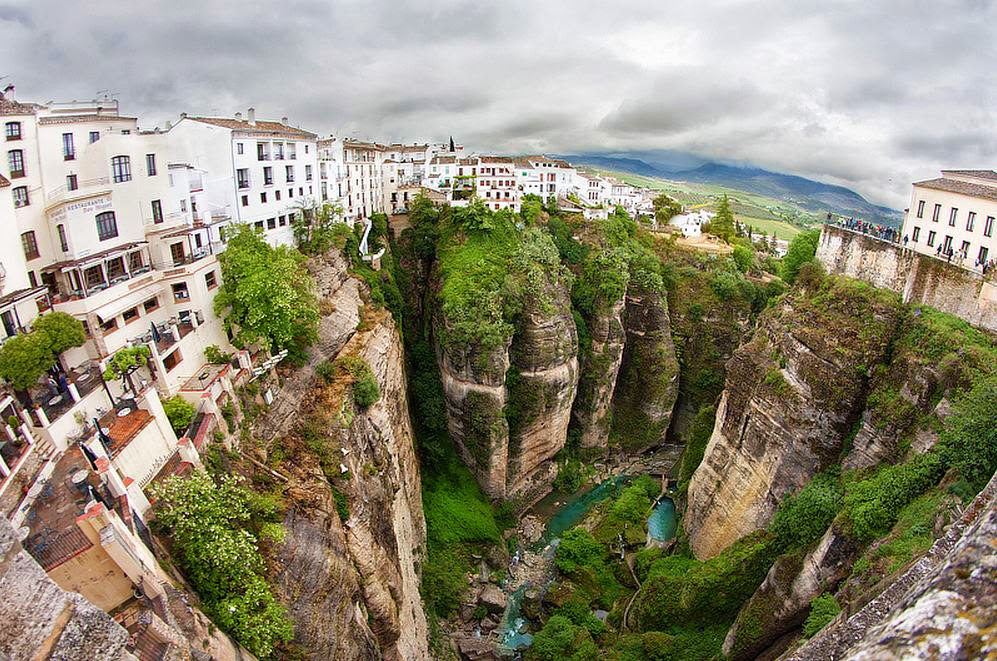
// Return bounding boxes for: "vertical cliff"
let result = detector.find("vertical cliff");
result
[251,249,429,660]
[573,295,627,449]
[685,277,903,559]
[610,282,681,451]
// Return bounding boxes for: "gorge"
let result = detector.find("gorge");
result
[149,198,994,660]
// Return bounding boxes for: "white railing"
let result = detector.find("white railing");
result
[45,177,110,206]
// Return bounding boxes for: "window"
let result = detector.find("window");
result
[4,122,21,141]
[237,168,250,188]
[275,190,281,201]
[106,256,126,280]
[985,216,995,237]
[62,133,75,160]
[932,203,941,222]
[96,211,118,240]
[299,186,303,196]
[57,224,69,252]
[949,208,958,226]
[8,149,24,177]
[278,215,287,227]
[170,242,186,265]
[912,226,920,243]
[305,145,309,154]
[236,142,244,155]
[288,188,293,198]
[205,270,217,289]
[163,349,182,371]
[305,164,312,181]
[979,246,989,264]
[257,143,268,160]
[152,199,164,224]
[260,192,267,203]
[927,230,936,247]
[122,307,139,324]
[27,271,36,287]
[943,235,953,252]
[143,296,159,313]
[67,174,78,191]
[960,240,970,256]
[20,231,39,260]
[100,317,118,333]
[89,130,100,143]
[111,155,131,183]
[254,221,264,231]
[12,186,28,207]
[263,166,273,185]
[129,251,145,272]
[241,194,249,207]
[274,143,284,160]
[146,153,157,176]
[267,217,276,230]
[966,212,976,232]
[172,282,189,301]
[286,165,294,182]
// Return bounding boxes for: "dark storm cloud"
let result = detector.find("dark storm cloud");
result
[0,0,993,207]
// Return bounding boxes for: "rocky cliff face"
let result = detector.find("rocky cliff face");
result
[434,268,578,501]
[573,295,627,449]
[685,278,903,559]
[610,282,681,451]
[254,250,429,660]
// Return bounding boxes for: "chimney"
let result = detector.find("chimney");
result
[247,107,256,126]
[2,83,14,100]
[281,116,288,125]
[165,120,173,130]
[235,111,242,121]
[180,112,188,119]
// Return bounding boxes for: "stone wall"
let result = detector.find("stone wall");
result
[0,515,136,660]
[816,225,997,333]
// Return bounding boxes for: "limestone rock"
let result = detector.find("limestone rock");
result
[573,295,627,449]
[685,279,903,559]
[478,584,508,614]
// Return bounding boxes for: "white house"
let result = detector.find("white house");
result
[670,210,713,238]
[901,169,997,268]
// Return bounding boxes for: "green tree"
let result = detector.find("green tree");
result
[528,615,597,661]
[32,312,86,357]
[215,224,319,352]
[732,244,754,273]
[652,193,682,225]
[709,195,736,242]
[780,229,821,284]
[291,200,344,255]
[0,332,55,391]
[803,593,841,637]
[163,395,196,435]
[103,346,151,394]
[152,473,292,658]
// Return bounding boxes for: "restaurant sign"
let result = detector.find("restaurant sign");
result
[48,194,113,223]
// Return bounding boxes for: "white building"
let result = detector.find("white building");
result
[514,156,576,203]
[572,171,611,207]
[901,169,997,268]
[476,155,520,212]
[670,210,714,238]
[168,109,320,247]
[382,141,462,214]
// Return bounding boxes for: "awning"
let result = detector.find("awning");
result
[92,281,165,324]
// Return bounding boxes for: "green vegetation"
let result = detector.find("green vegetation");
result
[770,469,843,550]
[527,615,598,661]
[291,200,346,255]
[652,193,682,225]
[706,194,736,242]
[204,344,233,365]
[152,473,292,658]
[102,345,151,393]
[677,405,716,492]
[803,593,841,638]
[938,375,997,492]
[554,527,625,608]
[0,312,86,391]
[333,355,381,408]
[163,395,196,435]
[215,224,319,353]
[591,476,658,545]
[779,229,820,284]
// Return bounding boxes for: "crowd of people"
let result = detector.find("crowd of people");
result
[826,213,900,243]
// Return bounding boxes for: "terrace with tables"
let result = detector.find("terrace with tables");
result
[44,243,154,304]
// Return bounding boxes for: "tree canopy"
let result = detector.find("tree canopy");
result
[215,224,319,352]
[0,312,86,391]
[708,195,736,242]
[291,200,344,255]
[652,193,682,225]
[780,229,821,284]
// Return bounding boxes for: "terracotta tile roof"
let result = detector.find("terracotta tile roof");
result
[343,139,385,151]
[187,116,317,139]
[0,97,40,116]
[914,177,997,202]
[0,174,9,188]
[940,169,997,182]
[478,155,514,163]
[38,114,136,125]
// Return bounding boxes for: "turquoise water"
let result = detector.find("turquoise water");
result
[647,497,676,542]
[534,475,629,549]
[498,587,533,650]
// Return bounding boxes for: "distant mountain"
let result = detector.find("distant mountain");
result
[556,152,902,226]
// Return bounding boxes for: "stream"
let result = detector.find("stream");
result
[495,476,676,654]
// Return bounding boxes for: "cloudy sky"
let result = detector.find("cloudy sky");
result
[1,0,993,207]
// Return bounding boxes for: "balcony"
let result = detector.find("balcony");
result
[45,176,111,208]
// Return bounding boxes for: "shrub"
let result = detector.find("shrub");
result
[352,374,380,407]
[802,593,841,637]
[780,229,820,284]
[770,469,843,550]
[204,344,233,364]
[314,360,335,384]
[938,375,997,492]
[163,395,197,435]
[678,405,716,492]
[527,615,597,661]
[732,245,754,273]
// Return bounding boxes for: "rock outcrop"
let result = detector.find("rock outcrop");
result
[434,266,578,501]
[723,523,858,660]
[610,282,681,451]
[784,471,997,661]
[573,295,627,449]
[686,278,903,559]
[256,249,429,660]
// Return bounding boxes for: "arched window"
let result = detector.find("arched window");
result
[111,155,131,183]
[96,211,118,241]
